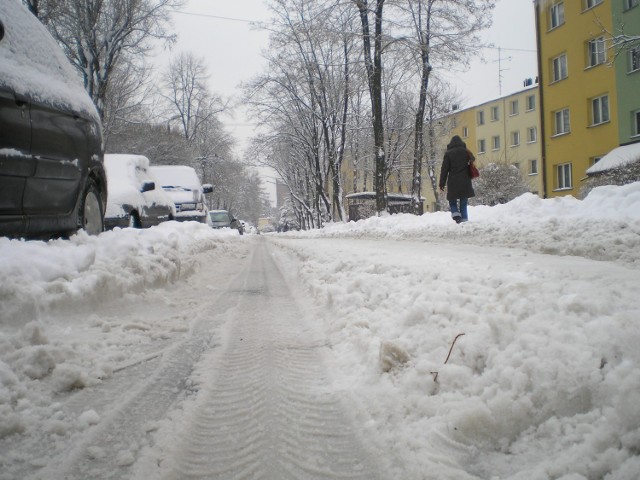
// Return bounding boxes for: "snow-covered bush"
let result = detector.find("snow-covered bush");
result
[580,161,640,199]
[471,163,530,206]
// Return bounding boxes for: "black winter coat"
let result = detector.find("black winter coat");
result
[439,135,475,202]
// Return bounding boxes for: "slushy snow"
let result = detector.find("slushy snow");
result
[1,183,639,479]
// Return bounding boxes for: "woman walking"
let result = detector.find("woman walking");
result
[439,135,476,223]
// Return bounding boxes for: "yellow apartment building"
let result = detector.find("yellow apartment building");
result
[534,0,621,197]
[444,85,544,196]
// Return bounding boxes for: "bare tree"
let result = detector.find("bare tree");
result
[29,0,182,119]
[23,0,64,23]
[352,0,387,213]
[263,0,358,222]
[102,58,155,148]
[161,52,226,143]
[398,0,495,213]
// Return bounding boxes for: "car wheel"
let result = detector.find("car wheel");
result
[128,211,142,228]
[78,179,104,235]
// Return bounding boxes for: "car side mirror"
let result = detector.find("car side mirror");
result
[202,184,213,194]
[141,181,155,193]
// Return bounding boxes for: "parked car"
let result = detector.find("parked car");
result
[209,210,244,234]
[150,165,212,223]
[103,154,175,229]
[0,1,107,238]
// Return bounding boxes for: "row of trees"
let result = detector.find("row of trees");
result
[244,0,496,229]
[23,0,269,225]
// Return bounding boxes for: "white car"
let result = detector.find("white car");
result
[104,154,175,229]
[150,165,212,223]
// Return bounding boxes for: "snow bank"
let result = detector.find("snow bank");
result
[266,182,640,479]
[0,222,240,458]
[0,222,233,326]
[282,182,640,266]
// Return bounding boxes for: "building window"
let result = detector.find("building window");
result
[462,126,469,138]
[552,54,568,82]
[634,110,640,136]
[529,159,538,175]
[554,108,570,135]
[591,156,602,166]
[557,163,572,189]
[478,139,486,153]
[511,131,520,146]
[625,0,639,10]
[584,0,603,10]
[629,47,640,73]
[591,95,610,125]
[588,37,606,67]
[527,127,538,143]
[492,135,501,150]
[510,100,519,116]
[526,95,536,111]
[491,106,500,121]
[477,110,485,125]
[550,2,565,29]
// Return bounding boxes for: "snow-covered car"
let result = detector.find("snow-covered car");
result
[103,154,175,229]
[209,209,243,234]
[150,165,212,223]
[0,1,107,238]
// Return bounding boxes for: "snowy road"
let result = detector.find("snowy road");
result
[2,236,384,480]
[2,185,640,480]
[146,239,384,479]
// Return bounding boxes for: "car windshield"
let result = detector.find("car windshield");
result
[210,212,229,222]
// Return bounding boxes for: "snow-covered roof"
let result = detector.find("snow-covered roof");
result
[0,0,99,121]
[586,142,640,175]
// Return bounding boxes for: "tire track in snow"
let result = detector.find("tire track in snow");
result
[30,320,218,480]
[27,253,247,480]
[163,239,384,480]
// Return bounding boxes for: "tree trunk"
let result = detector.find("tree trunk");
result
[354,0,387,214]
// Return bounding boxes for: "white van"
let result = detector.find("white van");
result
[150,165,212,223]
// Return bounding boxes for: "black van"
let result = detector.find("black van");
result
[0,1,107,238]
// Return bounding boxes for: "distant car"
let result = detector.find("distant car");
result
[0,1,107,238]
[209,210,244,235]
[103,154,175,229]
[150,165,212,223]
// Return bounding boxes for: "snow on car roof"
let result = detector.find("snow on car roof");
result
[150,165,202,190]
[0,0,99,121]
[104,154,150,184]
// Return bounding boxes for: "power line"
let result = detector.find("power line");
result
[484,45,537,53]
[174,10,261,24]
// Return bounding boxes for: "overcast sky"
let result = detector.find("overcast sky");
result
[158,0,538,198]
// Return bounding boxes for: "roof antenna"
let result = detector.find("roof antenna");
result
[494,47,512,96]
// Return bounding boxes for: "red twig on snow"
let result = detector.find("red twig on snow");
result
[431,333,466,382]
